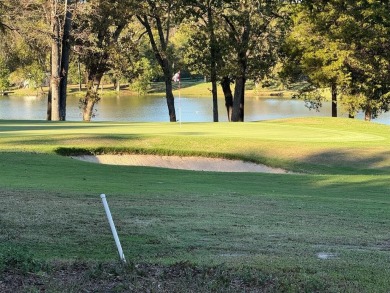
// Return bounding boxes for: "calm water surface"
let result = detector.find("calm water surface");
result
[1,94,389,125]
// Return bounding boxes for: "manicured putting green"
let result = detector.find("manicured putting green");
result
[0,119,385,143]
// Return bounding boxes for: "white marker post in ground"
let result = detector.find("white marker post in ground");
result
[100,194,126,263]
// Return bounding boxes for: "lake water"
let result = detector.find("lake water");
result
[0,94,389,125]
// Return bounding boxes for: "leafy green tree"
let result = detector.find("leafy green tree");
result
[1,31,48,94]
[339,93,366,119]
[300,0,390,120]
[0,0,75,120]
[74,0,133,121]
[339,1,390,120]
[129,57,155,95]
[183,0,284,122]
[136,0,188,122]
[280,8,351,117]
[66,57,85,86]
[220,0,284,121]
[185,0,225,122]
[107,23,147,93]
[0,57,10,93]
[181,21,236,121]
[25,61,47,91]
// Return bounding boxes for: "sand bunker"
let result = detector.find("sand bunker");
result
[72,154,289,173]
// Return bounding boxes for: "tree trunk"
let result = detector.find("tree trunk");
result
[47,90,52,120]
[364,106,372,121]
[221,77,233,121]
[231,76,245,122]
[50,0,61,121]
[331,83,337,117]
[81,74,102,122]
[239,79,245,121]
[227,14,250,122]
[164,74,176,122]
[208,3,218,122]
[211,80,218,122]
[82,97,96,121]
[78,56,82,91]
[137,15,176,122]
[59,1,72,121]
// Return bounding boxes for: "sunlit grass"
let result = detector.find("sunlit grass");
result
[0,117,389,174]
[1,117,390,291]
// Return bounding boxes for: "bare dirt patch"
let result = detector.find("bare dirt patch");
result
[0,262,274,292]
[72,154,289,173]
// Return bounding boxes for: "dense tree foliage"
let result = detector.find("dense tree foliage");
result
[221,0,285,121]
[0,1,7,32]
[135,0,189,122]
[73,0,133,121]
[280,8,351,117]
[285,0,390,120]
[0,57,10,93]
[183,0,285,122]
[0,0,389,122]
[184,0,225,122]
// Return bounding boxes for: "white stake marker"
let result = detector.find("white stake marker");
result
[100,194,126,263]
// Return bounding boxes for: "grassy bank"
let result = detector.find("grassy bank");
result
[1,118,390,292]
[9,80,295,99]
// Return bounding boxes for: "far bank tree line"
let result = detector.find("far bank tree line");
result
[0,0,389,122]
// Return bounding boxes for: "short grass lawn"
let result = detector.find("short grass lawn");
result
[1,117,390,292]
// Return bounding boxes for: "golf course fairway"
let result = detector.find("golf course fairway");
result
[1,117,390,292]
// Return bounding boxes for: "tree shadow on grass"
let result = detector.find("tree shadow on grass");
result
[0,120,133,133]
[300,149,390,175]
[0,134,145,153]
